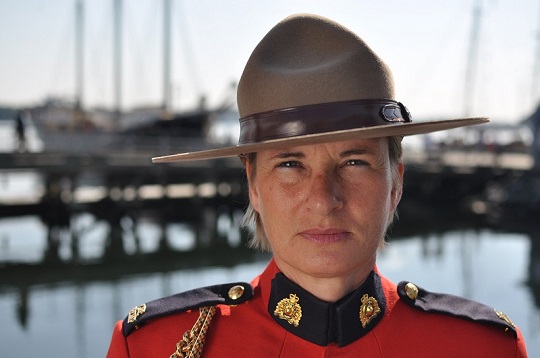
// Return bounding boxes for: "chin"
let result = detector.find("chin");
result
[304,255,360,275]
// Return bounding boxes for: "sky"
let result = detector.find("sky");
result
[1,0,540,123]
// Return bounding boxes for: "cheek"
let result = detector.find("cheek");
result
[258,181,296,217]
[255,181,305,245]
[349,176,394,218]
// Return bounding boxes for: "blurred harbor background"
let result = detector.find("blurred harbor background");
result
[2,0,540,357]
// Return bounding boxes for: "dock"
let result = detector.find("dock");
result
[0,145,537,266]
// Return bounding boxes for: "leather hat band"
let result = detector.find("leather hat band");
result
[238,99,412,144]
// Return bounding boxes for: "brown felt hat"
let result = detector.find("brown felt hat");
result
[153,13,487,163]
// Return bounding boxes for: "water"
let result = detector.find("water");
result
[0,216,539,357]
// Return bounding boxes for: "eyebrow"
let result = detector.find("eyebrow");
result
[270,150,305,160]
[339,148,374,158]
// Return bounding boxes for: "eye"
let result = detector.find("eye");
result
[277,161,302,168]
[345,159,369,166]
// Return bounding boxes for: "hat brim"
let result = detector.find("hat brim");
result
[152,117,488,163]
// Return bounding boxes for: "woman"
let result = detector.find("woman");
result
[107,13,527,357]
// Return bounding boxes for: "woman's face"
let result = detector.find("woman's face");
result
[246,138,403,282]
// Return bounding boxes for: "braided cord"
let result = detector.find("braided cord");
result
[170,306,217,358]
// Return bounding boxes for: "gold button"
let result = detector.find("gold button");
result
[228,285,245,300]
[405,282,419,300]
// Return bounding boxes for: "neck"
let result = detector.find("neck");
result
[273,258,375,302]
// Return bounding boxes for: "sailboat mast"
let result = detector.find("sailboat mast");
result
[163,0,172,113]
[114,0,123,117]
[75,0,84,110]
[463,0,482,117]
[532,1,540,106]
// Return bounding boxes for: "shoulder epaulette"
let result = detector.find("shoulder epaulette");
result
[397,281,517,338]
[122,281,254,337]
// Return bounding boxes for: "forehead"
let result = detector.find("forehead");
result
[258,138,388,158]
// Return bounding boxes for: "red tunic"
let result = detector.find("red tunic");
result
[107,259,528,357]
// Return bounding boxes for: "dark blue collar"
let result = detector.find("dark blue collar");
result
[268,271,386,347]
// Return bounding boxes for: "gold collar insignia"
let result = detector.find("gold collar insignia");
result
[359,294,381,328]
[274,294,302,327]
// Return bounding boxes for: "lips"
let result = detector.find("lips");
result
[300,228,351,243]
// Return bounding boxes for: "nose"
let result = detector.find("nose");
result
[306,170,344,214]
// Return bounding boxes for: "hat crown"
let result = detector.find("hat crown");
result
[237,14,395,117]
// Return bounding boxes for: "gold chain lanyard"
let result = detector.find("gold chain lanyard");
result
[170,306,217,358]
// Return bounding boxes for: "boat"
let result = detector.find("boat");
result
[27,98,238,155]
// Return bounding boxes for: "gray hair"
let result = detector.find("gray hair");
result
[241,136,404,252]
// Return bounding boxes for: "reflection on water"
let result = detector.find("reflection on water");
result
[1,213,540,357]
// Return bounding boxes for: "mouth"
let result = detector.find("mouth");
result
[300,228,351,243]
